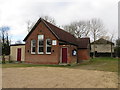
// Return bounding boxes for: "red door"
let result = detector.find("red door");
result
[62,48,67,63]
[17,48,21,61]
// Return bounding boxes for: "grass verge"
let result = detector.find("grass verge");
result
[2,57,119,72]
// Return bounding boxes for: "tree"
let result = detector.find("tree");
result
[0,26,10,63]
[89,18,105,57]
[63,18,106,57]
[63,20,90,38]
[76,21,90,38]
[26,20,35,33]
[63,22,77,36]
[41,15,56,25]
[26,15,56,33]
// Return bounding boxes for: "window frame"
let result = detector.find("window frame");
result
[38,35,44,54]
[31,40,36,54]
[46,39,52,54]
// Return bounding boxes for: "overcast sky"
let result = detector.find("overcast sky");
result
[0,0,119,43]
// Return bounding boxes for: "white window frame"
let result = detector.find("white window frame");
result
[38,35,44,54]
[31,40,36,54]
[46,39,52,54]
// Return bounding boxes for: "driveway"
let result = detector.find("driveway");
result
[2,67,118,88]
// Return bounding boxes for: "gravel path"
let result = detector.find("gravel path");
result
[2,67,118,88]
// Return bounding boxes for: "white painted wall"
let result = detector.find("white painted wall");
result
[10,45,25,61]
[91,44,114,53]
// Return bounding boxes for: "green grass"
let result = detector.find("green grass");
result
[1,57,119,72]
[2,63,69,68]
[70,57,118,72]
[90,57,119,61]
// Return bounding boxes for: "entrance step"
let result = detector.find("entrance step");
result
[59,63,68,65]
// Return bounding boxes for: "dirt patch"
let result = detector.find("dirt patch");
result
[2,67,118,88]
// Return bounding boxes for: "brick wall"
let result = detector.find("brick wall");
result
[25,21,60,64]
[25,21,77,64]
[59,45,77,64]
[77,49,90,62]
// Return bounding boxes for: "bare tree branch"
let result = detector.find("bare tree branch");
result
[89,18,105,57]
[63,20,91,38]
[41,15,56,25]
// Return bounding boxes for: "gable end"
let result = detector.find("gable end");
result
[23,18,59,41]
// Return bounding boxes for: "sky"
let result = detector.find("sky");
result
[0,0,119,44]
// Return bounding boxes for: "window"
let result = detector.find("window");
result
[38,35,44,54]
[46,39,52,54]
[72,49,77,56]
[52,40,57,45]
[31,40,36,54]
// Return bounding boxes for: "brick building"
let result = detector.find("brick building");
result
[23,18,90,64]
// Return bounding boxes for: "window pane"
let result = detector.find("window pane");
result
[39,47,44,52]
[47,39,52,45]
[52,40,57,45]
[32,47,35,52]
[31,40,36,53]
[47,47,51,52]
[38,35,44,53]
[39,40,44,45]
[38,35,43,40]
[46,39,52,54]
[32,40,36,46]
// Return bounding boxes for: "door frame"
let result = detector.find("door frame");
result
[17,48,22,61]
[60,47,68,64]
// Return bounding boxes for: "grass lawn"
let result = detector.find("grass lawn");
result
[1,63,68,68]
[1,57,119,72]
[70,57,118,72]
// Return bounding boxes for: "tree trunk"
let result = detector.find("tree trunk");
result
[93,43,95,58]
[2,54,5,64]
[93,32,96,58]
[111,43,113,57]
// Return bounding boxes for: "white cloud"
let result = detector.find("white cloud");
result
[0,0,119,43]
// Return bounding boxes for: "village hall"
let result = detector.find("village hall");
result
[10,18,90,64]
